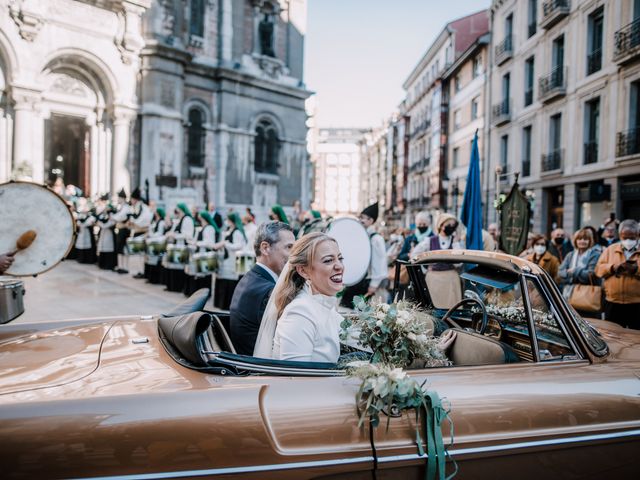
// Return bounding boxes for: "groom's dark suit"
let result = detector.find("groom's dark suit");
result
[229,263,276,355]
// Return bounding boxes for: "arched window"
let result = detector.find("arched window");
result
[187,108,205,167]
[190,0,205,37]
[254,119,279,174]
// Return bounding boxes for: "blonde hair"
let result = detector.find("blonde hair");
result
[274,232,338,319]
[572,228,594,249]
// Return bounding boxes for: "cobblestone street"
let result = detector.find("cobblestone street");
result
[14,258,195,324]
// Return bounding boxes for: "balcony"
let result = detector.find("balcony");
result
[614,18,640,64]
[584,141,598,164]
[538,66,566,103]
[410,119,431,139]
[616,127,640,157]
[494,35,513,66]
[492,99,511,126]
[586,49,602,75]
[541,149,563,173]
[540,0,570,30]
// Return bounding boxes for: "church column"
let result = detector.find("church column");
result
[12,89,41,180]
[111,105,136,194]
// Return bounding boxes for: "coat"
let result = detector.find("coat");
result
[229,264,276,356]
[527,250,560,282]
[595,243,640,304]
[558,248,601,286]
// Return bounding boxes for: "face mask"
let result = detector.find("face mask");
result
[417,226,429,234]
[553,237,564,245]
[534,245,546,256]
[443,223,458,237]
[621,239,637,250]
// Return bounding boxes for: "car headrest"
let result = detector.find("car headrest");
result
[162,288,211,317]
[445,328,519,366]
[158,312,212,365]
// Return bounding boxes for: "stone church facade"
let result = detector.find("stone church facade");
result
[0,0,311,216]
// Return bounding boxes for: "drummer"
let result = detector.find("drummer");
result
[213,212,247,310]
[243,210,258,250]
[96,194,117,271]
[0,252,14,274]
[297,210,323,239]
[163,203,195,292]
[127,188,153,278]
[137,207,168,283]
[74,197,97,264]
[269,204,289,224]
[183,211,221,296]
[112,188,132,274]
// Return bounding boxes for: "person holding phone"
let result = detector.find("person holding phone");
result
[595,219,640,329]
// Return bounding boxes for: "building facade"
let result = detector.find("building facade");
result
[402,10,489,221]
[0,0,148,195]
[311,128,364,215]
[487,0,640,234]
[442,33,489,218]
[0,0,311,217]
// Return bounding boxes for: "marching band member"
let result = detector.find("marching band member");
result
[213,212,247,310]
[112,188,132,274]
[139,207,168,283]
[74,197,97,264]
[163,203,195,292]
[183,211,221,295]
[269,204,289,224]
[96,194,117,271]
[126,188,153,278]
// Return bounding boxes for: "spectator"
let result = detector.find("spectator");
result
[548,228,573,263]
[595,219,640,329]
[487,223,500,244]
[583,225,603,255]
[398,211,432,261]
[599,219,619,248]
[559,228,602,316]
[527,234,560,282]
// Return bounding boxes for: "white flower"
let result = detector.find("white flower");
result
[376,319,383,327]
[416,334,427,343]
[396,317,407,327]
[379,304,390,313]
[407,332,417,341]
[373,375,390,397]
[388,368,406,382]
[397,310,411,322]
[375,311,386,320]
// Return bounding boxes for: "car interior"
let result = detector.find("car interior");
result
[157,258,581,376]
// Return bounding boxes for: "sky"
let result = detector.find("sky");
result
[304,0,491,129]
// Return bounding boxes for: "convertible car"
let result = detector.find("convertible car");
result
[0,250,639,479]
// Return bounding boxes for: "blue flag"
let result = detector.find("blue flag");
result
[460,131,483,250]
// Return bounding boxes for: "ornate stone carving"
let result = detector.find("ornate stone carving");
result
[115,1,146,65]
[50,74,88,97]
[9,0,44,42]
[256,55,284,78]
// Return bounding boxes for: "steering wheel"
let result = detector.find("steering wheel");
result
[441,297,488,335]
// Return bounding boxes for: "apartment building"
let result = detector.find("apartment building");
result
[487,0,640,233]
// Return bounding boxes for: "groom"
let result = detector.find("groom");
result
[229,221,295,355]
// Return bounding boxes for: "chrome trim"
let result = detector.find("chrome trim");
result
[75,455,375,480]
[378,428,640,464]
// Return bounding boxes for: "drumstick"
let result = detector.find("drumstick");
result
[11,230,37,255]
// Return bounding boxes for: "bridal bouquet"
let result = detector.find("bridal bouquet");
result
[340,297,451,368]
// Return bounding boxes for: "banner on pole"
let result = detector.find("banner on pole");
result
[499,182,530,256]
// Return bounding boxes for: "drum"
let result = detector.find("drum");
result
[235,253,255,275]
[0,277,25,323]
[0,181,76,276]
[166,244,189,265]
[194,251,219,274]
[126,237,146,254]
[325,217,371,287]
[146,238,167,256]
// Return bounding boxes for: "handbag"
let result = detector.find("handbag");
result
[569,275,602,313]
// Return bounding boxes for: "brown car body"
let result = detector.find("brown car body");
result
[1,251,639,479]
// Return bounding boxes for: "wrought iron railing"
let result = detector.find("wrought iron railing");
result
[587,49,602,75]
[614,18,640,59]
[541,0,570,28]
[492,99,510,124]
[539,66,566,99]
[584,141,598,164]
[616,127,640,157]
[542,149,563,171]
[495,35,513,64]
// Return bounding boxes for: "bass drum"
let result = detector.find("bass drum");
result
[0,181,76,276]
[324,217,371,287]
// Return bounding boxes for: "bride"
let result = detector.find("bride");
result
[253,232,344,363]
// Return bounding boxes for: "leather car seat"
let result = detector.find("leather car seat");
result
[204,314,237,354]
[445,328,519,366]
